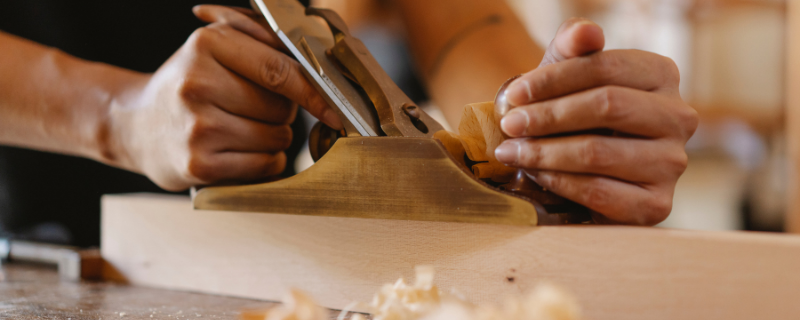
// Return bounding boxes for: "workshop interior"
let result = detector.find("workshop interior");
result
[1,0,799,319]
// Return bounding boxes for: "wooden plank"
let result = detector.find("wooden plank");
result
[102,194,800,320]
[786,0,800,233]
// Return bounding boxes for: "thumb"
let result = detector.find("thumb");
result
[501,18,605,108]
[539,18,605,67]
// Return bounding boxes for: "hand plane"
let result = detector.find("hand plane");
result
[191,0,592,226]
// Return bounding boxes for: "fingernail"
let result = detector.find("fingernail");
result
[506,79,533,106]
[323,109,343,130]
[572,19,595,29]
[494,140,521,165]
[500,110,529,137]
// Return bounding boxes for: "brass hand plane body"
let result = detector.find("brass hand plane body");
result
[192,0,591,226]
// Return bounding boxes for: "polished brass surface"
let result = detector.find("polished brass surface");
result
[194,138,542,226]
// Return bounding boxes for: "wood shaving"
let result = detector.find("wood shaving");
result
[262,289,330,320]
[422,283,581,320]
[359,265,449,320]
[253,266,580,320]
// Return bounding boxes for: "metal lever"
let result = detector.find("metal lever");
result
[305,7,444,138]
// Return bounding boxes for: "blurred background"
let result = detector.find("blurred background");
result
[517,0,790,232]
[0,0,792,247]
[554,0,789,232]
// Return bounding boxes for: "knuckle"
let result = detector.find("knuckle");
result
[643,195,673,225]
[301,85,322,111]
[518,140,543,168]
[212,21,234,32]
[188,118,221,145]
[186,154,218,183]
[262,153,287,177]
[273,99,297,124]
[591,52,624,80]
[188,27,219,51]
[259,55,291,91]
[177,77,207,102]
[678,106,700,138]
[581,180,612,209]
[542,172,563,191]
[285,102,299,123]
[534,104,557,132]
[670,151,689,174]
[595,86,624,122]
[580,138,612,169]
[274,125,293,150]
[533,69,557,98]
[661,55,681,83]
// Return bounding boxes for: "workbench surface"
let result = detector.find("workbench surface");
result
[0,262,344,319]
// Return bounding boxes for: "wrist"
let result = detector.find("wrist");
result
[95,69,151,174]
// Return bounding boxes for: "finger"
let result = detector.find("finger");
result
[195,106,294,153]
[500,18,603,113]
[539,18,605,67]
[193,23,343,129]
[495,135,688,183]
[192,5,284,49]
[528,170,672,225]
[218,118,294,153]
[221,119,293,153]
[205,63,298,124]
[194,151,287,183]
[501,86,682,138]
[506,49,680,106]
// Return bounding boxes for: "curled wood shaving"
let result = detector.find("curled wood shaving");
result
[422,283,581,320]
[255,266,581,320]
[263,289,330,320]
[360,265,450,320]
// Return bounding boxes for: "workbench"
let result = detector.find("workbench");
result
[0,262,343,319]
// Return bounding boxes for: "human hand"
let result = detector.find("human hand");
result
[494,18,698,225]
[109,5,342,191]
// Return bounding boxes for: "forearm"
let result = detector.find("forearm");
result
[395,0,544,126]
[0,31,147,169]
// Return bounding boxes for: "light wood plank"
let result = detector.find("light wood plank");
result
[786,0,800,232]
[102,194,800,320]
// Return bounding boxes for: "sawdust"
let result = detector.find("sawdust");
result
[248,266,581,320]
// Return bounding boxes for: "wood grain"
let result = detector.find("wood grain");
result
[433,130,466,167]
[103,194,800,320]
[457,102,515,182]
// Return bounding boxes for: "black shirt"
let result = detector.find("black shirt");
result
[0,0,308,246]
